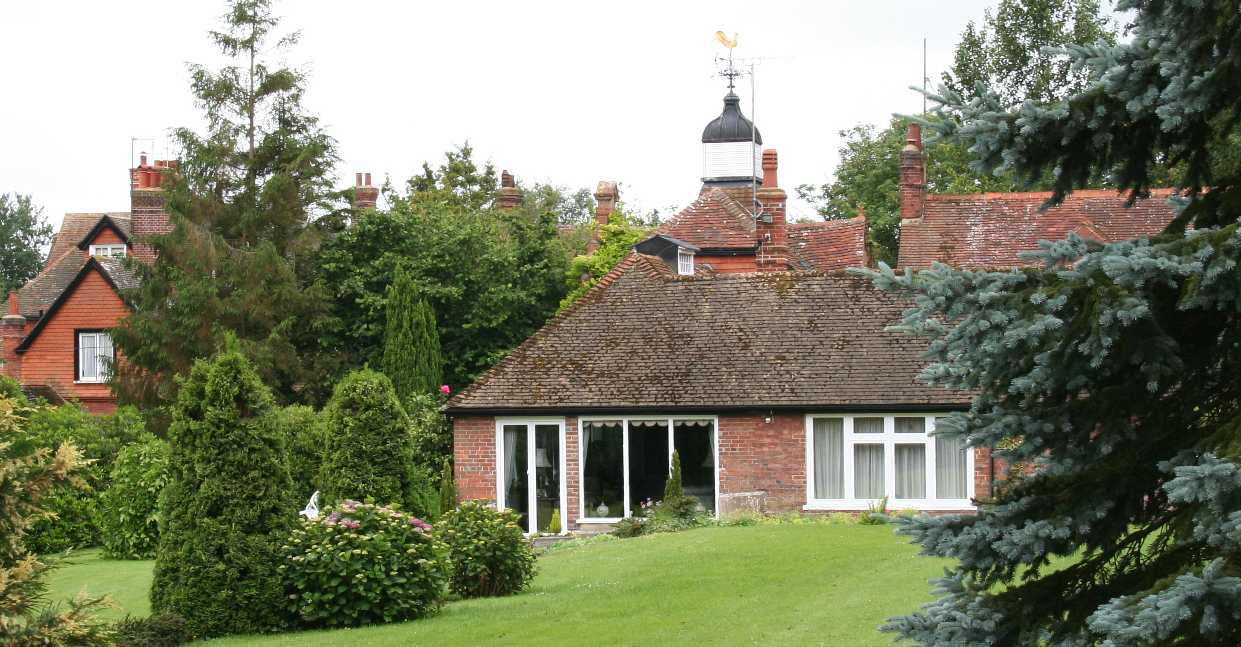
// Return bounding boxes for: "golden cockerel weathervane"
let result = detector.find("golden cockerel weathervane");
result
[715,31,741,91]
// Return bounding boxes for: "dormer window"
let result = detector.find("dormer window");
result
[677,248,695,276]
[89,244,126,259]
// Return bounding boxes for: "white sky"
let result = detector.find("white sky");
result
[1,1,999,228]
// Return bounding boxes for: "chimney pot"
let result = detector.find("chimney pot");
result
[501,170,515,189]
[762,149,779,188]
[588,181,619,253]
[355,172,363,187]
[364,172,372,186]
[899,123,927,221]
[6,291,17,316]
[139,152,148,167]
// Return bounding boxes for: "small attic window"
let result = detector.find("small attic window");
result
[677,248,694,276]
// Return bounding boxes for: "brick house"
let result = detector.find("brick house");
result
[446,95,1183,535]
[0,155,178,412]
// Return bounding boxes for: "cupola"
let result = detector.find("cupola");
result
[701,92,762,185]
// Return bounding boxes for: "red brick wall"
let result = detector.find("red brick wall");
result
[564,416,580,530]
[453,415,496,502]
[19,268,127,413]
[130,189,168,264]
[698,254,757,273]
[718,412,806,512]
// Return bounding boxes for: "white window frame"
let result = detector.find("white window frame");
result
[677,249,694,276]
[76,331,114,383]
[88,244,127,258]
[578,415,720,523]
[494,418,568,535]
[803,413,975,511]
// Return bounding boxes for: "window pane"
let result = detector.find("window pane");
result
[673,419,714,513]
[627,420,669,512]
[501,425,529,532]
[582,421,624,518]
[895,444,926,499]
[854,444,885,498]
[895,417,925,434]
[78,334,97,380]
[534,425,560,533]
[935,421,968,499]
[854,417,883,434]
[812,418,844,499]
[98,333,114,379]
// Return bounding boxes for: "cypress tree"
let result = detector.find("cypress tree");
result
[875,2,1241,644]
[382,267,444,402]
[438,460,457,517]
[150,340,293,637]
[663,450,684,502]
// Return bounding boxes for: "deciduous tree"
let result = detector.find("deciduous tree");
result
[0,194,53,294]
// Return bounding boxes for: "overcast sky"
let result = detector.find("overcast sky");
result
[1,1,1000,228]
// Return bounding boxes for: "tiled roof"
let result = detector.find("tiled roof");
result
[659,189,757,249]
[12,257,138,353]
[96,257,140,291]
[788,218,868,270]
[448,255,967,413]
[898,189,1178,268]
[48,213,130,262]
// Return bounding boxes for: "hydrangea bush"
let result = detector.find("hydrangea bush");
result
[436,501,536,598]
[280,501,446,628]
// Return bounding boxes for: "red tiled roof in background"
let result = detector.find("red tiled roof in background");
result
[788,217,868,270]
[659,189,757,249]
[898,189,1178,268]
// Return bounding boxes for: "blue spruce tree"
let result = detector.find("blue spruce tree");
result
[869,2,1241,644]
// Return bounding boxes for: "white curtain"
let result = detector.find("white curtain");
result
[854,417,884,434]
[895,417,925,434]
[895,444,926,499]
[854,444,884,498]
[813,418,843,498]
[936,433,968,499]
[503,427,521,507]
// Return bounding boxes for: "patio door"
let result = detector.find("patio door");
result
[498,420,565,534]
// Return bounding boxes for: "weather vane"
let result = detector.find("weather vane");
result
[714,31,743,91]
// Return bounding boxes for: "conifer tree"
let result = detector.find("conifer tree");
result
[663,450,684,502]
[150,340,293,637]
[872,2,1241,644]
[318,369,415,508]
[113,0,343,415]
[382,267,443,402]
[438,460,457,517]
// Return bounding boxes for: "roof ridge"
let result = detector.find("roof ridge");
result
[928,187,1178,202]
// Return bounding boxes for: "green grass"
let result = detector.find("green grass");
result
[44,549,154,620]
[49,525,951,646]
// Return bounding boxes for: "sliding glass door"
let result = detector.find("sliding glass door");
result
[580,417,718,520]
[497,420,565,534]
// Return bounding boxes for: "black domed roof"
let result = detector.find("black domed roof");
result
[701,92,762,144]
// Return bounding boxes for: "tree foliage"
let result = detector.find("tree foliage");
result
[0,193,53,294]
[559,207,650,310]
[873,2,1241,644]
[941,0,1116,106]
[312,146,570,389]
[0,396,112,646]
[150,341,294,637]
[382,267,443,403]
[112,0,343,417]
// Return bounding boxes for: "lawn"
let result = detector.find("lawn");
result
[48,524,949,646]
[45,549,154,621]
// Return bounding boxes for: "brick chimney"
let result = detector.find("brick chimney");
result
[130,153,176,264]
[497,170,522,210]
[755,149,788,272]
[1,291,27,380]
[899,124,926,222]
[589,181,619,254]
[354,172,379,210]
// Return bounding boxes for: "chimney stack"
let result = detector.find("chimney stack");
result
[899,123,926,222]
[497,170,522,210]
[1,291,27,380]
[589,181,619,254]
[755,149,788,272]
[130,153,176,264]
[354,172,379,211]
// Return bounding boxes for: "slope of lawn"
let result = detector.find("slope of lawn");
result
[50,524,951,646]
[44,549,154,620]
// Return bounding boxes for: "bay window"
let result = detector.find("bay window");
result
[805,414,973,510]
